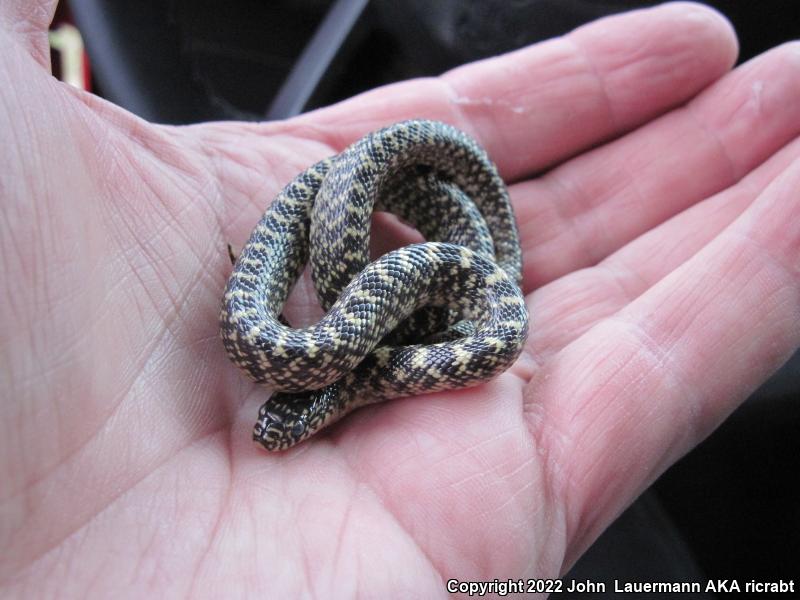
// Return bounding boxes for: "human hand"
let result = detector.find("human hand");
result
[2,1,799,596]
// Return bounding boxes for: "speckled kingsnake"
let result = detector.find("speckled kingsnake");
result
[220,119,529,451]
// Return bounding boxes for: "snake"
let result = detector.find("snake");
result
[220,119,529,451]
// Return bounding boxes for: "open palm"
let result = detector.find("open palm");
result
[3,2,800,596]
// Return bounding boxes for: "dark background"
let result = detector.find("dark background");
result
[69,1,800,124]
[65,0,800,593]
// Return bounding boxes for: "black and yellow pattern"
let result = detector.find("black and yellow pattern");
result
[220,120,529,451]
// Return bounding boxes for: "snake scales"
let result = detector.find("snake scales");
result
[220,119,529,451]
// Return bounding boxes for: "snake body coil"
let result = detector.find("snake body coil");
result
[220,120,528,450]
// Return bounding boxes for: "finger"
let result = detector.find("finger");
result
[525,157,800,567]
[0,0,58,68]
[513,42,800,290]
[531,135,800,359]
[290,2,737,180]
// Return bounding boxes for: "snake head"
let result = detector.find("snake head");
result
[253,393,315,451]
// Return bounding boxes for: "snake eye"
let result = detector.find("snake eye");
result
[291,420,307,439]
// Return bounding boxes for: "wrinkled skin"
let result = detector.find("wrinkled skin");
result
[2,1,800,597]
